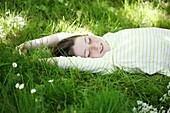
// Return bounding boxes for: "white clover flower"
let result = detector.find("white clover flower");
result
[159,97,163,101]
[167,108,170,113]
[15,83,20,88]
[31,89,36,94]
[148,105,153,109]
[168,90,170,96]
[48,79,54,83]
[167,82,170,89]
[5,10,10,15]
[163,94,167,99]
[0,26,3,33]
[17,16,26,27]
[17,16,23,22]
[142,102,147,107]
[160,106,164,110]
[0,29,3,33]
[141,107,149,112]
[65,3,68,6]
[10,16,26,29]
[16,73,20,76]
[137,106,142,110]
[132,107,137,113]
[13,23,17,28]
[137,100,143,105]
[19,22,25,27]
[150,111,157,113]
[153,108,157,112]
[12,62,17,68]
[135,84,170,113]
[162,110,166,113]
[167,85,170,89]
[19,83,24,89]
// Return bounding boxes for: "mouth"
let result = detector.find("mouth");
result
[100,43,103,53]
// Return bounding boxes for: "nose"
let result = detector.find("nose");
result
[90,43,98,51]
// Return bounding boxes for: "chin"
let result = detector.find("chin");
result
[98,55,104,58]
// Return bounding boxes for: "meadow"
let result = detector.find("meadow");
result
[0,0,170,112]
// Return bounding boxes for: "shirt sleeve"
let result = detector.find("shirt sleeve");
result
[159,69,170,77]
[57,56,114,74]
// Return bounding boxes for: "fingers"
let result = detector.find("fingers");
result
[15,43,28,55]
[38,57,57,65]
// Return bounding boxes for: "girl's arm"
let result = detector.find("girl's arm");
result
[39,56,114,74]
[16,32,94,54]
[16,33,62,54]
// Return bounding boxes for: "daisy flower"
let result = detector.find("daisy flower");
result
[31,89,36,94]
[12,62,17,68]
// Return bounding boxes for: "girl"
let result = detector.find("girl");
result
[16,28,170,76]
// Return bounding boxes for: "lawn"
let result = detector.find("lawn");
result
[0,0,170,113]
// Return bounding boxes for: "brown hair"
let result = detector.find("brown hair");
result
[52,35,84,57]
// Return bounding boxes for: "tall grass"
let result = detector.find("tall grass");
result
[0,0,170,113]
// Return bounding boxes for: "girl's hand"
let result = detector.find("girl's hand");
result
[15,43,28,55]
[38,57,58,65]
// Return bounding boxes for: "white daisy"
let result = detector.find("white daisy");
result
[15,83,20,88]
[16,73,20,76]
[31,89,36,94]
[48,79,54,83]
[12,62,17,68]
[19,83,24,89]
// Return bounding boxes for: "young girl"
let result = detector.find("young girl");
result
[16,28,170,76]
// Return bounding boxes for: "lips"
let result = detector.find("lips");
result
[100,43,103,53]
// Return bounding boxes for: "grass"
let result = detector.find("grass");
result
[0,0,170,113]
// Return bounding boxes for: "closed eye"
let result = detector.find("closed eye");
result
[84,37,91,57]
[84,37,86,43]
[84,49,90,58]
[88,37,91,44]
[85,37,91,44]
[88,51,91,57]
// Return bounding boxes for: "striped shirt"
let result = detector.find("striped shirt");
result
[57,28,170,76]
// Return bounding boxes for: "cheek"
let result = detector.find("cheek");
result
[91,50,106,58]
[90,51,101,58]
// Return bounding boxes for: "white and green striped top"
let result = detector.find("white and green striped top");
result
[57,28,170,76]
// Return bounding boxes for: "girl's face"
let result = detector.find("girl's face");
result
[72,35,111,58]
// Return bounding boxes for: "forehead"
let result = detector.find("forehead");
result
[72,36,86,57]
